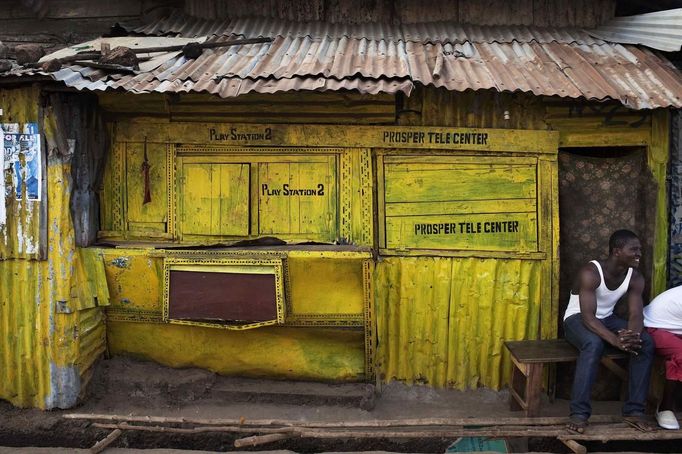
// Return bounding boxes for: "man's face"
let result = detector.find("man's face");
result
[615,238,642,268]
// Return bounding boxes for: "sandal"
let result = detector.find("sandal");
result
[623,414,657,432]
[566,416,588,434]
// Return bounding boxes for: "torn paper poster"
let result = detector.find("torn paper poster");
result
[3,123,41,201]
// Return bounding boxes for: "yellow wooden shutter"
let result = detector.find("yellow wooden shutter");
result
[180,163,250,236]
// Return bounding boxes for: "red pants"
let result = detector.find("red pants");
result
[647,328,682,381]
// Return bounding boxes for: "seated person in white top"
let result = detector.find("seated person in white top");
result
[563,229,655,433]
[644,285,682,430]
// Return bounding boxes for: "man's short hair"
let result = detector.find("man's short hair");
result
[609,229,639,254]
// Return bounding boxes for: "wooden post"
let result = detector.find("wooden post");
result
[509,361,525,411]
[90,429,122,454]
[560,438,587,454]
[234,433,296,447]
[525,363,544,417]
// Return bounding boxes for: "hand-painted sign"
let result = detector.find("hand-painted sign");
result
[258,159,336,237]
[261,183,325,196]
[382,156,539,252]
[381,130,489,146]
[413,220,520,235]
[209,127,273,142]
[121,123,557,153]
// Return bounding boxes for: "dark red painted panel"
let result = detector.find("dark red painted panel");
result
[168,270,278,322]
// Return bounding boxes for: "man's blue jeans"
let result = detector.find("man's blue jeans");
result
[563,313,654,420]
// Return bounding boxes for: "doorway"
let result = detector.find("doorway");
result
[556,146,657,399]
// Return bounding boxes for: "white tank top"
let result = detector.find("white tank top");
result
[563,260,633,321]
[644,285,682,335]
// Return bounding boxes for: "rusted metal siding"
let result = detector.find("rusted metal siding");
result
[182,0,615,27]
[0,0,179,51]
[0,87,44,259]
[399,86,548,130]
[98,91,397,124]
[0,87,107,409]
[0,260,50,407]
[375,257,543,389]
[132,11,604,44]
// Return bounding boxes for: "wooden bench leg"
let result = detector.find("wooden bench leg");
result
[509,362,525,411]
[508,357,544,416]
[525,363,543,417]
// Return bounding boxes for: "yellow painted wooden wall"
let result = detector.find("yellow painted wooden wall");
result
[94,88,669,392]
[375,87,667,389]
[0,84,671,410]
[102,248,371,380]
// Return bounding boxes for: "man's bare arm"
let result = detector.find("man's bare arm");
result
[577,264,622,348]
[626,271,645,333]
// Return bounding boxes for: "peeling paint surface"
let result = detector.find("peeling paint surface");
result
[0,87,107,409]
[111,257,130,268]
[45,363,80,409]
[375,257,543,389]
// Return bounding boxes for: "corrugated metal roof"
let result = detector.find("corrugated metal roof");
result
[130,10,605,45]
[406,41,682,108]
[5,16,682,109]
[53,68,415,97]
[588,9,682,52]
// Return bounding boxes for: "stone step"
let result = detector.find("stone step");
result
[90,357,375,410]
[210,378,376,410]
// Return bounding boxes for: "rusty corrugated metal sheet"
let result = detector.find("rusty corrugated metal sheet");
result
[48,67,414,97]
[130,11,605,45]
[407,41,682,108]
[0,88,43,260]
[76,308,107,374]
[375,257,543,389]
[588,8,682,52]
[0,260,51,407]
[31,35,680,109]
[5,17,682,108]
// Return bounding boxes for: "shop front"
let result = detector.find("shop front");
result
[95,114,559,389]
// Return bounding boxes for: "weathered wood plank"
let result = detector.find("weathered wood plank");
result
[182,0,615,26]
[558,129,650,148]
[384,164,537,203]
[386,199,536,217]
[385,212,538,251]
[257,159,336,237]
[179,163,250,236]
[125,142,168,231]
[99,92,396,125]
[394,0,459,23]
[460,0,533,25]
[533,0,614,27]
[115,122,560,153]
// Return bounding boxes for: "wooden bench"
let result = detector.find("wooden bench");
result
[504,339,629,417]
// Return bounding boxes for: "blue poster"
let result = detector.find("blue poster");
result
[2,122,41,201]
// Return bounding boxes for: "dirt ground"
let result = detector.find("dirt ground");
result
[0,356,678,453]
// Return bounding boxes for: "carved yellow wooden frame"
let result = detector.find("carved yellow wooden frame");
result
[162,255,286,330]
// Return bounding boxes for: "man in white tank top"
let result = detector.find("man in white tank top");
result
[563,230,655,433]
[643,285,682,429]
